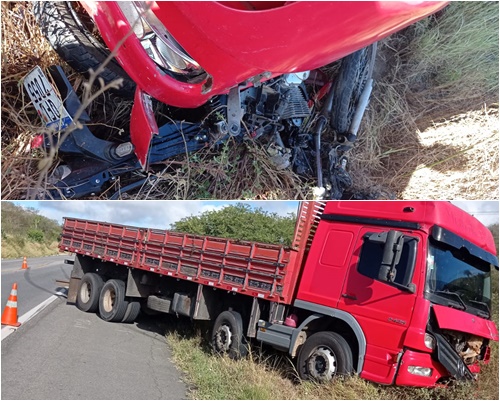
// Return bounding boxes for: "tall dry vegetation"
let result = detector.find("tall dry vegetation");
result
[349,1,499,199]
[1,201,62,258]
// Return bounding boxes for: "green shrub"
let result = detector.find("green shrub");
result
[27,229,44,243]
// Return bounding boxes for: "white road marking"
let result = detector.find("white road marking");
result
[1,290,67,341]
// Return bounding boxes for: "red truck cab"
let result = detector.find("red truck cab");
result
[61,201,497,387]
[294,201,498,386]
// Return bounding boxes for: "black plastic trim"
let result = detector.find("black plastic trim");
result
[433,331,475,381]
[431,226,498,268]
[321,214,421,230]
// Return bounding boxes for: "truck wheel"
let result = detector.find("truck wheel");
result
[76,272,104,313]
[33,1,135,97]
[297,332,353,382]
[212,311,248,359]
[98,279,129,322]
[121,300,141,323]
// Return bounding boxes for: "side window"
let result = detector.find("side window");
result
[357,235,417,287]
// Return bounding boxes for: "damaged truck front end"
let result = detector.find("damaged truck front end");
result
[396,225,498,387]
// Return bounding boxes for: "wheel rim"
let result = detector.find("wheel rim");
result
[102,287,116,313]
[80,281,91,303]
[215,324,232,352]
[307,346,337,381]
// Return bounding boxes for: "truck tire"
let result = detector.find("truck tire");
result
[121,300,141,323]
[76,272,104,313]
[98,279,129,322]
[297,331,353,382]
[212,311,248,359]
[331,43,377,140]
[33,1,135,97]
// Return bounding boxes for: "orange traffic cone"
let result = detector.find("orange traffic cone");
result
[21,256,28,270]
[1,283,21,327]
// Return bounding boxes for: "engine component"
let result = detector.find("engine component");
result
[227,86,245,136]
[443,330,485,365]
[280,86,311,121]
[233,76,311,141]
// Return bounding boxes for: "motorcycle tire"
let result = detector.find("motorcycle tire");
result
[331,43,377,139]
[33,1,135,98]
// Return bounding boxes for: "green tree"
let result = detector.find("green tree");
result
[1,202,61,244]
[170,203,297,246]
[27,229,44,243]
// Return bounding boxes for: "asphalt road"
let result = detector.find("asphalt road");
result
[2,298,187,399]
[1,255,187,399]
[1,255,72,318]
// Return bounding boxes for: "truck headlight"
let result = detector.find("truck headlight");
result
[424,333,436,350]
[117,2,206,81]
[408,366,433,377]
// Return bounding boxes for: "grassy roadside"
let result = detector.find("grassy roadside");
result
[347,1,499,200]
[1,237,60,259]
[1,201,61,258]
[165,318,497,400]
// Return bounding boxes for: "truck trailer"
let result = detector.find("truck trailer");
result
[61,201,498,387]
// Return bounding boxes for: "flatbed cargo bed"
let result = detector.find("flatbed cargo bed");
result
[60,202,324,304]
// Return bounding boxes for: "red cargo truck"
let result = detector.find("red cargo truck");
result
[61,201,498,387]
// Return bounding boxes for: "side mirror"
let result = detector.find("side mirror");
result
[367,230,404,283]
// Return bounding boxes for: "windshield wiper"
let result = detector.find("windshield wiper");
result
[469,300,491,319]
[434,290,467,311]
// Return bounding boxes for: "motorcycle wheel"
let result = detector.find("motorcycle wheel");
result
[34,1,135,98]
[331,43,377,139]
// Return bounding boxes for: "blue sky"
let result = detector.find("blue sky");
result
[9,200,300,230]
[6,200,499,229]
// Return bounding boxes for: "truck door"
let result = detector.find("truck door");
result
[338,227,423,384]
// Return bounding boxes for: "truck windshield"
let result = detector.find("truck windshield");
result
[426,240,491,319]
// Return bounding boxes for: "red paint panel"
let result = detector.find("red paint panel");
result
[433,304,499,341]
[296,222,359,309]
[130,88,159,169]
[394,350,449,387]
[403,298,433,352]
[319,230,354,268]
[323,201,497,256]
[360,343,399,385]
[83,1,447,108]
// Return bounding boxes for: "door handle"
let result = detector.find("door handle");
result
[341,293,357,300]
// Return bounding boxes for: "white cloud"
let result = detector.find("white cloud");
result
[32,201,229,229]
[12,200,498,230]
[451,201,499,226]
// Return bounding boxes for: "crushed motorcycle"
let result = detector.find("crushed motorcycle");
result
[29,1,448,199]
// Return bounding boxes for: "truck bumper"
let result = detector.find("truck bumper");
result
[395,350,449,387]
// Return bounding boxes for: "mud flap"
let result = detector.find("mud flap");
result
[130,87,159,169]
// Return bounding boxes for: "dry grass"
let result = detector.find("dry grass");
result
[124,140,312,200]
[1,236,59,259]
[165,318,498,400]
[349,2,499,200]
[1,2,61,198]
[1,1,498,199]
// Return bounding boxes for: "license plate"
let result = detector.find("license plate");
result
[23,66,72,130]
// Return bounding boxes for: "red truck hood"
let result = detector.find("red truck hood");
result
[433,304,498,341]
